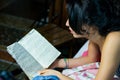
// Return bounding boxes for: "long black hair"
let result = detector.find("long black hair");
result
[66,0,120,36]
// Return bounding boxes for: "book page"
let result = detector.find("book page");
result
[7,42,43,80]
[7,29,61,79]
[18,29,61,68]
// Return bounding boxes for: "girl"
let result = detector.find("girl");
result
[38,0,120,80]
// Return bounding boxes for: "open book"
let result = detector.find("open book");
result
[7,29,61,80]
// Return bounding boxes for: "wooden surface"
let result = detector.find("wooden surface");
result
[0,45,15,62]
[0,24,74,62]
[37,24,74,46]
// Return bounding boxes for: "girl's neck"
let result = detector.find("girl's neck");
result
[91,32,105,51]
[95,36,105,51]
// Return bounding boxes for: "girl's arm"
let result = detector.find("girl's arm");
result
[50,41,100,68]
[95,32,120,80]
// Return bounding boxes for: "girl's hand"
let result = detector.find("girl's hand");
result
[39,69,61,76]
[39,69,73,80]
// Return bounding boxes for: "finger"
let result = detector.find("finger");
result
[38,69,46,74]
[39,69,50,75]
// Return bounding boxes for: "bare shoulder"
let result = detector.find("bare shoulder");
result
[104,31,120,51]
[97,31,120,80]
[106,31,120,39]
[105,31,120,43]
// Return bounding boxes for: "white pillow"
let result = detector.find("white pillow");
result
[74,40,89,58]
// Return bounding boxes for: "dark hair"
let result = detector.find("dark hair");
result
[66,0,120,36]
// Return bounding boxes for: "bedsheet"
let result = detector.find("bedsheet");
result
[62,62,119,80]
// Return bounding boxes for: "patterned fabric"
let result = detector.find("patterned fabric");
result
[62,62,119,80]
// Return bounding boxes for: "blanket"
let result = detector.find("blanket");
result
[62,62,119,80]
